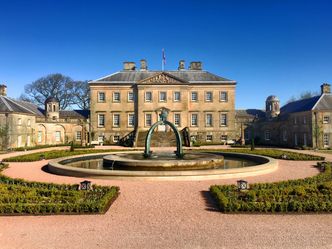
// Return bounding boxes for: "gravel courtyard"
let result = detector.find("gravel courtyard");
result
[0,148,332,249]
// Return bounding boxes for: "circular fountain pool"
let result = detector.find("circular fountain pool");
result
[48,151,278,181]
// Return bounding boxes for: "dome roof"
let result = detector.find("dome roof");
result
[45,96,59,103]
[266,95,279,102]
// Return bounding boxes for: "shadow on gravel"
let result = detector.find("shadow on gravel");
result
[201,190,219,212]
[41,165,52,173]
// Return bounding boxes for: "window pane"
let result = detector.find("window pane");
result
[174,113,181,126]
[191,92,198,101]
[128,114,135,127]
[145,114,152,126]
[159,92,166,102]
[113,92,120,102]
[174,92,181,101]
[220,92,228,102]
[128,92,134,102]
[98,92,105,102]
[98,114,105,127]
[76,131,82,140]
[145,92,152,102]
[220,114,227,126]
[113,114,120,126]
[205,92,213,102]
[206,114,213,126]
[191,114,198,126]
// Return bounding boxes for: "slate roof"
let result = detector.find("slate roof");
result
[0,96,89,119]
[60,110,89,119]
[280,95,321,115]
[236,109,266,118]
[313,94,332,110]
[90,70,235,84]
[0,96,40,115]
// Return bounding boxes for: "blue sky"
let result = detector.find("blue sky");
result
[0,0,331,109]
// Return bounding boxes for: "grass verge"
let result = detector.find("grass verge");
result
[196,148,324,161]
[3,149,120,162]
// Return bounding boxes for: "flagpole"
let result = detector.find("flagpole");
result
[162,48,165,71]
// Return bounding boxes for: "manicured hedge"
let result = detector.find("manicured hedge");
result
[210,162,332,213]
[12,144,95,152]
[0,164,119,215]
[3,149,119,162]
[203,148,325,161]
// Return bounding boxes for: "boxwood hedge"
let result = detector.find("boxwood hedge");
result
[210,162,332,213]
[3,149,119,162]
[205,149,324,161]
[0,164,119,215]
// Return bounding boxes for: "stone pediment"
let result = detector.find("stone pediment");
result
[138,72,188,85]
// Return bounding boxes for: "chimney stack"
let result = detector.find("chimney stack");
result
[140,59,147,71]
[321,83,331,95]
[189,61,202,70]
[123,62,136,71]
[0,84,7,96]
[178,60,185,70]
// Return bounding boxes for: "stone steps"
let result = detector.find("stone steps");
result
[136,130,178,147]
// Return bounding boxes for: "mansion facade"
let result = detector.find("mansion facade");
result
[2,58,332,150]
[89,60,237,145]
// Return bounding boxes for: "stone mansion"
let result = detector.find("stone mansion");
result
[89,60,236,146]
[1,59,332,149]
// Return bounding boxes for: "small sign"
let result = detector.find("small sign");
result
[80,180,92,190]
[237,180,249,191]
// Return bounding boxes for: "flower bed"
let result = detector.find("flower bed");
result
[210,162,332,213]
[0,164,119,215]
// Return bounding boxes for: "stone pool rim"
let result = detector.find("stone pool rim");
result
[47,151,278,181]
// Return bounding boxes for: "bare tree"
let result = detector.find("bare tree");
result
[20,74,89,110]
[72,80,90,110]
[286,91,319,104]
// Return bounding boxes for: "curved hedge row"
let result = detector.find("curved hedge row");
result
[3,149,119,162]
[210,162,332,213]
[0,164,119,215]
[207,149,325,161]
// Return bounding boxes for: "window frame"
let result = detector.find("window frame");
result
[205,113,213,127]
[219,91,228,102]
[173,91,181,102]
[145,91,152,102]
[191,113,198,126]
[174,113,181,126]
[128,113,135,127]
[220,113,228,126]
[127,91,134,102]
[191,92,198,102]
[206,135,213,142]
[323,116,330,124]
[76,131,82,141]
[113,92,121,102]
[145,113,152,127]
[159,91,167,102]
[98,92,106,103]
[205,91,213,102]
[55,131,61,142]
[98,114,105,127]
[113,113,120,127]
[265,130,271,141]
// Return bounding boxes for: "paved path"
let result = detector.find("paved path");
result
[0,148,332,248]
